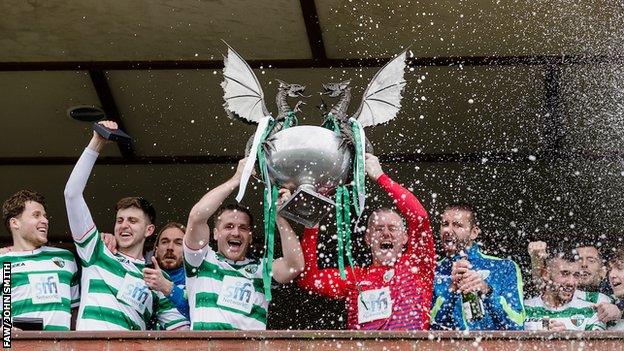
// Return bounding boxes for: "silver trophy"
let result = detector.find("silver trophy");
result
[265,126,352,226]
[221,42,408,226]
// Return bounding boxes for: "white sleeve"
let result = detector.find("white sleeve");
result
[64,147,99,241]
[597,293,614,304]
[183,237,210,268]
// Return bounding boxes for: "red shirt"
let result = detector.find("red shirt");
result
[297,174,435,330]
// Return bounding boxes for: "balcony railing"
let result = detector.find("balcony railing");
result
[9,330,624,351]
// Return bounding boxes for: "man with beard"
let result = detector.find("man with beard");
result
[575,245,612,294]
[524,249,606,331]
[430,203,525,330]
[143,222,189,319]
[64,120,189,330]
[1,190,79,330]
[297,154,435,330]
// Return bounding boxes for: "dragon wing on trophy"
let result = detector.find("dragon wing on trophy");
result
[220,42,409,294]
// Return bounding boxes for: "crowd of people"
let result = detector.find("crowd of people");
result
[2,120,623,332]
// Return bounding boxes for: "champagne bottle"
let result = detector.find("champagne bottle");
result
[462,290,484,321]
[458,252,484,321]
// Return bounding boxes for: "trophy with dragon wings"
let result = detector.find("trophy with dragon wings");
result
[221,43,408,297]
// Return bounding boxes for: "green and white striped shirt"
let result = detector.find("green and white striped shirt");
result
[64,147,188,331]
[184,242,268,330]
[577,290,612,304]
[75,227,189,330]
[1,246,79,330]
[524,290,608,331]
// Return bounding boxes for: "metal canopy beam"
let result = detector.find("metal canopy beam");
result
[299,0,327,61]
[0,54,619,72]
[88,70,136,159]
[542,65,565,155]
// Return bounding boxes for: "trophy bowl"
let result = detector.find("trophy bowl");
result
[265,125,352,227]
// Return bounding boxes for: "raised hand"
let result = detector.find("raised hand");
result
[88,120,118,153]
[232,157,249,182]
[143,256,173,295]
[277,188,292,208]
[364,153,383,181]
[528,241,548,260]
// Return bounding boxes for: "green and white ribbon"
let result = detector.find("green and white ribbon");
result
[322,112,340,131]
[335,186,355,280]
[336,186,346,278]
[321,113,360,280]
[254,115,298,302]
[253,118,277,301]
[349,118,366,217]
[261,185,278,301]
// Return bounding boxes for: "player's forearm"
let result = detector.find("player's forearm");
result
[297,227,326,292]
[64,147,98,239]
[64,148,98,200]
[87,136,107,153]
[186,177,239,247]
[297,227,349,298]
[276,216,304,279]
[299,227,321,276]
[188,177,239,224]
[529,257,545,284]
[377,174,429,222]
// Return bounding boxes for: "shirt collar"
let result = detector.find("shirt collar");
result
[216,251,252,266]
[116,251,145,264]
[166,265,185,275]
[448,244,481,262]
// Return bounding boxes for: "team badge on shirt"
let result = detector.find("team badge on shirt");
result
[244,264,258,274]
[571,314,585,327]
[383,269,394,282]
[52,257,65,268]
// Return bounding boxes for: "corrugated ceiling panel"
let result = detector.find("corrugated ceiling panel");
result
[317,0,624,58]
[0,71,120,157]
[0,0,311,61]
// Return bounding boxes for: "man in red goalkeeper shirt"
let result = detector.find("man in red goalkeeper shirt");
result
[297,153,435,330]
